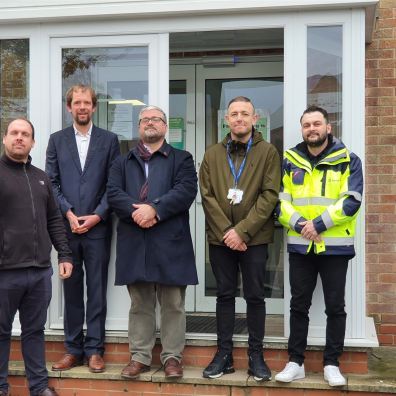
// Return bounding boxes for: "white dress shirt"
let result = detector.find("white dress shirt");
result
[74,123,93,170]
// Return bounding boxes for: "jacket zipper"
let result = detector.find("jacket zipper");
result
[320,169,328,196]
[23,164,38,263]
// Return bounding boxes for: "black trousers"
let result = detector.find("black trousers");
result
[0,267,52,396]
[209,244,268,356]
[64,235,111,357]
[288,252,350,366]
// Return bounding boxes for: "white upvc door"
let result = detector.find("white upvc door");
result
[48,32,169,331]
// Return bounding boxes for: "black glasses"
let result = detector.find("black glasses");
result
[139,117,166,125]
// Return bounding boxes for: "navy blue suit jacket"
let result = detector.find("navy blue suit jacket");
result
[46,125,120,239]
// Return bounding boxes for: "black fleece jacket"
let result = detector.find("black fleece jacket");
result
[0,154,72,270]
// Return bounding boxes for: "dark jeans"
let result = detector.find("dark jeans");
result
[64,235,111,357]
[0,267,52,396]
[209,244,268,356]
[288,252,350,366]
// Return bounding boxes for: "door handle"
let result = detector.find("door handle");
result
[196,161,202,204]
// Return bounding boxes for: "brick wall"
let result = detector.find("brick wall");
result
[365,0,396,346]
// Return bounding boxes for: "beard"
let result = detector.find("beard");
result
[142,127,165,144]
[75,113,91,126]
[304,132,328,148]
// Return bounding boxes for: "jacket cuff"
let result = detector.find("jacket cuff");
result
[313,216,327,234]
[61,203,73,216]
[234,224,250,243]
[291,215,307,234]
[58,256,73,264]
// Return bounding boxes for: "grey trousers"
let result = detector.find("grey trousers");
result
[127,283,187,366]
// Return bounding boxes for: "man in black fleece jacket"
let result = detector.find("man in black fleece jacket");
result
[0,119,73,396]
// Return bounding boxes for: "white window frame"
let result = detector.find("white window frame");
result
[0,7,373,344]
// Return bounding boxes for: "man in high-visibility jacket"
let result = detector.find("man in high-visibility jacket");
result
[275,105,363,387]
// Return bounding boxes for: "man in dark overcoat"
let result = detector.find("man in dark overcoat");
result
[107,105,198,380]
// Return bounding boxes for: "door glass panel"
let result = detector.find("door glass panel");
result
[204,77,284,300]
[62,46,149,154]
[307,26,342,138]
[0,39,29,153]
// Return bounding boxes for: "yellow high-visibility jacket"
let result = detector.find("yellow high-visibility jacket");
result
[276,136,363,256]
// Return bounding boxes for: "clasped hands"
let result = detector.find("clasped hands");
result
[67,210,101,234]
[132,203,157,228]
[223,228,247,251]
[298,220,322,243]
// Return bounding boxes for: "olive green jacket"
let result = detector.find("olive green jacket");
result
[199,130,281,246]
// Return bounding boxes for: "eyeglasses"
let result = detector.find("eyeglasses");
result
[139,117,166,125]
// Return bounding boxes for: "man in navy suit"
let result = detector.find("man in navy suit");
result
[46,84,120,373]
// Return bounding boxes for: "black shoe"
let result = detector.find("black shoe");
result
[248,353,272,381]
[202,351,235,379]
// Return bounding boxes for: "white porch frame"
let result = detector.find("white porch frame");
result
[0,2,377,346]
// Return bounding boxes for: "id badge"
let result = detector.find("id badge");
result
[227,188,243,205]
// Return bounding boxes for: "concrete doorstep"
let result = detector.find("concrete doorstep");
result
[8,357,396,394]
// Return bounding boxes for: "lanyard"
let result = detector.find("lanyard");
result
[226,136,253,188]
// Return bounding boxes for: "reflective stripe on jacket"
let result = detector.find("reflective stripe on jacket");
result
[276,137,363,256]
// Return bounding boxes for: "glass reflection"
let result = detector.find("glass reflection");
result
[62,46,149,154]
[0,39,29,151]
[307,26,342,138]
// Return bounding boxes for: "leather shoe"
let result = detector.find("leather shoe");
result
[121,360,150,379]
[164,357,183,378]
[88,354,105,373]
[51,354,83,371]
[38,387,59,396]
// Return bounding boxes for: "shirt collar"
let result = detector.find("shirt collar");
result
[73,122,93,137]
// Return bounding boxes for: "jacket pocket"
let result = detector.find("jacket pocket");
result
[2,228,35,265]
[292,169,305,185]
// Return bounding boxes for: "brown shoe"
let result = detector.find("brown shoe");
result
[121,360,150,379]
[38,387,59,396]
[164,357,183,378]
[51,354,83,371]
[88,354,105,373]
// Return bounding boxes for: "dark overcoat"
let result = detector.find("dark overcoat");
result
[107,141,198,286]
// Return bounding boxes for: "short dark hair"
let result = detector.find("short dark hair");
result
[300,105,329,124]
[66,84,97,108]
[227,96,255,113]
[5,118,35,140]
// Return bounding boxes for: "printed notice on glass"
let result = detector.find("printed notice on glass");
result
[108,103,133,140]
[169,117,185,150]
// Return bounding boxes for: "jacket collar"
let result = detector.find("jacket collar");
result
[286,135,349,170]
[221,127,263,149]
[64,124,101,174]
[292,135,347,162]
[1,153,32,168]
[128,139,171,160]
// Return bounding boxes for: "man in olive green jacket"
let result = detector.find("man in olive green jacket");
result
[199,96,280,382]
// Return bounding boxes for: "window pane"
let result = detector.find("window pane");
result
[307,26,342,138]
[0,39,29,152]
[62,46,149,154]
